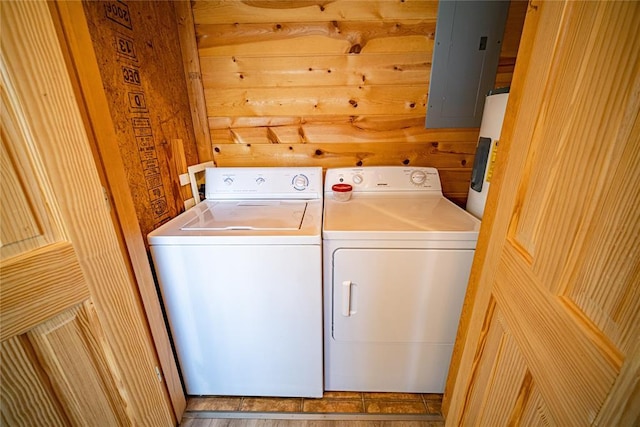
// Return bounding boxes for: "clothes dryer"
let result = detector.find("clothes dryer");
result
[149,167,323,397]
[323,167,480,393]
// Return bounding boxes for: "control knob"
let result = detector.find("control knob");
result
[352,174,364,185]
[223,177,234,186]
[256,177,265,185]
[410,170,427,185]
[292,174,309,191]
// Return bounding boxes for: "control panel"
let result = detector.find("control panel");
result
[205,167,323,200]
[324,167,443,193]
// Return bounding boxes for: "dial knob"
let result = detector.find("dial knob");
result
[410,170,427,185]
[223,177,234,186]
[256,177,265,185]
[352,174,364,184]
[292,174,309,191]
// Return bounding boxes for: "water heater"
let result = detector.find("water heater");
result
[466,89,509,219]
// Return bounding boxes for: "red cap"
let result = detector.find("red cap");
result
[332,183,353,192]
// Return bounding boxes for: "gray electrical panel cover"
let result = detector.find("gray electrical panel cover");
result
[426,1,510,128]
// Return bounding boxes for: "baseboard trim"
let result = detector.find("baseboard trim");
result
[183,411,444,421]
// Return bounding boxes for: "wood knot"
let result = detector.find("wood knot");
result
[356,160,363,166]
[315,149,323,156]
[349,44,362,54]
[349,99,358,108]
[402,159,410,165]
[214,147,220,153]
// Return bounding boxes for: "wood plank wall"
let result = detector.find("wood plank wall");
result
[192,0,526,206]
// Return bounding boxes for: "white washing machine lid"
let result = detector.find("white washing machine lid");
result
[182,200,305,231]
[323,194,480,241]
[149,199,322,245]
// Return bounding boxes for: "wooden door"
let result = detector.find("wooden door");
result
[0,2,174,426]
[445,1,639,426]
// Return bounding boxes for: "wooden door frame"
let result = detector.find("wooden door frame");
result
[2,1,178,424]
[443,2,542,416]
[443,1,640,424]
[48,1,186,419]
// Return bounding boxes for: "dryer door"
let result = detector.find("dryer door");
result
[332,248,474,344]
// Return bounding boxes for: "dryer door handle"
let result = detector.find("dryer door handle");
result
[342,280,352,317]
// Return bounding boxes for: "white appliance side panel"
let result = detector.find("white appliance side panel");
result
[150,244,323,397]
[479,92,509,138]
[332,248,474,343]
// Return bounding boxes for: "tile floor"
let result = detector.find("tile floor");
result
[186,392,443,416]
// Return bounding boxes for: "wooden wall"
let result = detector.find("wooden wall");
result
[191,0,526,205]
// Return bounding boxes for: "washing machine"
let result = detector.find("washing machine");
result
[148,167,323,397]
[322,166,480,393]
